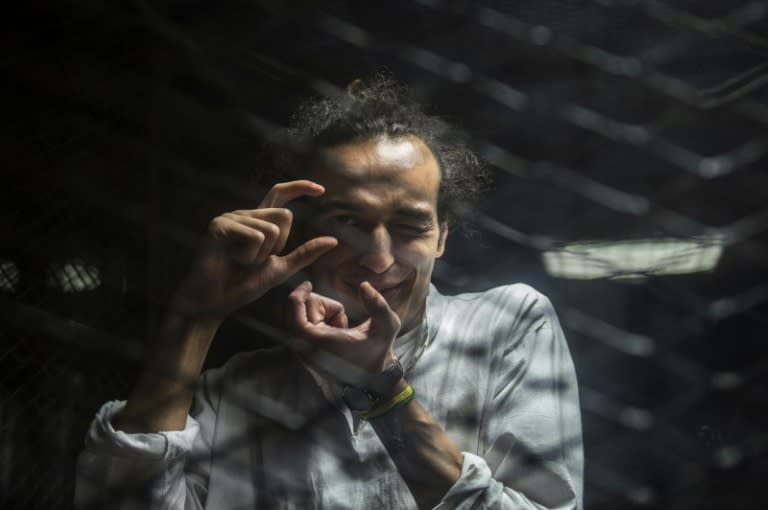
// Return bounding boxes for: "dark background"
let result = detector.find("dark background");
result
[2,1,767,508]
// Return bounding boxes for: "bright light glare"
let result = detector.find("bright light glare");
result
[542,236,723,280]
[47,260,101,292]
[0,260,20,292]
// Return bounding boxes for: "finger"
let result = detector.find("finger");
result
[359,281,401,337]
[301,292,348,327]
[329,306,349,329]
[306,293,325,324]
[279,236,338,276]
[230,208,294,255]
[260,209,292,254]
[258,180,325,208]
[287,281,313,329]
[209,216,265,265]
[224,214,280,264]
[316,295,348,328]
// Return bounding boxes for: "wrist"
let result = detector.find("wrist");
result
[362,382,415,420]
[342,358,405,413]
[389,377,408,397]
[167,291,229,325]
[375,349,397,374]
[147,311,221,377]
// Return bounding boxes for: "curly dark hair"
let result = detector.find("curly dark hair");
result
[266,74,490,231]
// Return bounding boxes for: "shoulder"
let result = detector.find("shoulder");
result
[433,282,555,326]
[427,283,561,356]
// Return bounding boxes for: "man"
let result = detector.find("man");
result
[76,76,583,509]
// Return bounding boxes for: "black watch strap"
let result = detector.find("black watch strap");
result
[369,359,404,397]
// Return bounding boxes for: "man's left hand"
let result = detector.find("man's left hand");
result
[287,281,401,382]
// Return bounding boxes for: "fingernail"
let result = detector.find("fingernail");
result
[360,281,375,297]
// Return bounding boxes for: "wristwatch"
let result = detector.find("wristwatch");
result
[342,359,404,413]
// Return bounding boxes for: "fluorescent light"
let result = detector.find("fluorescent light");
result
[47,260,101,292]
[542,236,723,280]
[0,259,20,292]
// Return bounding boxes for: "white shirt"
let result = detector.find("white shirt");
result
[76,283,583,509]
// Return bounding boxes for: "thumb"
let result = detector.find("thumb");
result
[278,236,337,277]
[359,282,401,338]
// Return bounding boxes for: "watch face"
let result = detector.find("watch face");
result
[342,386,373,412]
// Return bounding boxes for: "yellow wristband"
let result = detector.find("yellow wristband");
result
[362,384,415,420]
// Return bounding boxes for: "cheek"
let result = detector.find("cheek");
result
[312,243,357,276]
[310,245,341,272]
[395,239,440,268]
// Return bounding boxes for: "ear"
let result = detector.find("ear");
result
[436,221,448,258]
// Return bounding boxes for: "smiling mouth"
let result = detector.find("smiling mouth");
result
[344,280,406,299]
[377,281,407,299]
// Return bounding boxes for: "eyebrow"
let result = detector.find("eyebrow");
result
[315,198,435,222]
[314,198,364,213]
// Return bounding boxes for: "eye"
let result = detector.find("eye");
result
[394,223,431,236]
[331,215,359,227]
[328,214,360,229]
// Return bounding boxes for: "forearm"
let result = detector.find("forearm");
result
[114,312,221,433]
[369,380,464,510]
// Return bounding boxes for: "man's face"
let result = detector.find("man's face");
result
[305,134,447,334]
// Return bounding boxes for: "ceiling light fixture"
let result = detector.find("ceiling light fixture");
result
[542,236,724,280]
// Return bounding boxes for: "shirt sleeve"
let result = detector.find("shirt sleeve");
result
[436,287,584,510]
[75,368,221,510]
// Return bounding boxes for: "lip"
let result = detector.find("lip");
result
[343,279,406,298]
[376,281,406,299]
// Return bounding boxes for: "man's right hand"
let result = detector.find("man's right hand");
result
[170,180,338,322]
[116,180,336,434]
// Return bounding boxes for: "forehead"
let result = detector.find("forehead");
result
[310,135,441,209]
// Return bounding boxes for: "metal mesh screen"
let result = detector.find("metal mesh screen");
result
[2,1,767,508]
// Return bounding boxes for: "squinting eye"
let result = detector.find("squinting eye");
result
[395,224,430,235]
[332,215,358,227]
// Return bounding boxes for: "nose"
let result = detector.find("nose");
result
[357,225,395,274]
